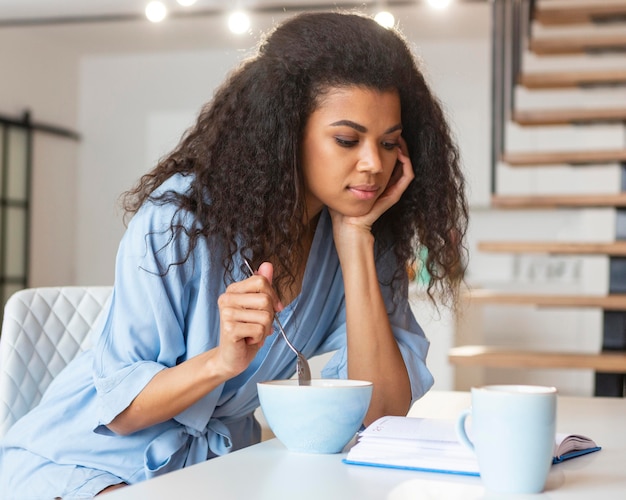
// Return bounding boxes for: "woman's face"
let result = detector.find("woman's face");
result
[301,86,402,220]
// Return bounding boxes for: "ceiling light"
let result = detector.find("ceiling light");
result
[374,11,395,29]
[145,1,167,22]
[228,11,251,35]
[427,0,453,9]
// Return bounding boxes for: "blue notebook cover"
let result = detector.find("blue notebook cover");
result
[553,445,602,464]
[342,457,480,477]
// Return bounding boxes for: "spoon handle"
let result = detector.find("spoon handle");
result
[272,314,302,359]
[242,259,312,385]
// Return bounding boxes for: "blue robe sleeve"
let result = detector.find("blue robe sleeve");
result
[92,197,206,428]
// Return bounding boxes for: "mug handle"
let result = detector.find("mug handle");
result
[456,408,474,452]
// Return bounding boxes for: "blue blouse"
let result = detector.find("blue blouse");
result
[0,173,433,488]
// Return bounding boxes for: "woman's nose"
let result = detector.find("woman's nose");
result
[356,144,383,173]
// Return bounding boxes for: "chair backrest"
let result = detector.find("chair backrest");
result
[0,286,112,438]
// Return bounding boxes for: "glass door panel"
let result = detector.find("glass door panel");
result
[6,127,29,202]
[1,119,32,322]
[4,206,26,277]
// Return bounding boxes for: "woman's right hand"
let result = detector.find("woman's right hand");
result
[215,262,282,378]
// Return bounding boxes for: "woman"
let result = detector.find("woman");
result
[0,11,467,497]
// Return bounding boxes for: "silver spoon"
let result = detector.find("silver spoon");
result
[243,259,312,386]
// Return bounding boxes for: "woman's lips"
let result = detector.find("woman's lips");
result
[348,185,379,200]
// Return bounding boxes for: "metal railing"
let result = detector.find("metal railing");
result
[490,0,535,194]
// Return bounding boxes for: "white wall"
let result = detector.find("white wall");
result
[0,28,79,126]
[75,49,240,284]
[0,26,80,287]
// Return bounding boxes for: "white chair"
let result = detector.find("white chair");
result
[0,286,112,438]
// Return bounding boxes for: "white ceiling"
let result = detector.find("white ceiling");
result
[0,1,483,55]
[0,0,391,23]
[0,1,388,53]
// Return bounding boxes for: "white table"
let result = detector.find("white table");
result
[106,391,626,499]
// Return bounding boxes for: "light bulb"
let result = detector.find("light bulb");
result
[427,0,453,9]
[145,1,167,22]
[374,11,395,29]
[177,0,197,6]
[228,11,251,34]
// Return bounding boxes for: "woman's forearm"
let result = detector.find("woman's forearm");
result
[106,348,227,435]
[336,230,411,425]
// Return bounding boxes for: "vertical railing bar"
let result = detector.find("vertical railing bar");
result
[0,124,8,312]
[503,0,513,138]
[23,111,33,289]
[527,0,536,38]
[490,0,506,196]
[510,0,520,114]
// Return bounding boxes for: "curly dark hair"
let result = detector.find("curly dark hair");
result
[122,10,468,306]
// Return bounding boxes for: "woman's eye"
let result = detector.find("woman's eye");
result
[382,141,399,151]
[335,137,358,148]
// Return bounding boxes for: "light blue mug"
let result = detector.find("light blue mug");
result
[456,385,557,494]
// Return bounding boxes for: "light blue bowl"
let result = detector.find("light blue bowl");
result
[257,379,373,454]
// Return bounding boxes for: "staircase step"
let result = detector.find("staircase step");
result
[492,192,626,209]
[478,241,626,256]
[529,34,626,55]
[449,345,626,373]
[465,289,626,310]
[503,149,626,166]
[534,2,626,26]
[519,69,626,89]
[513,107,626,126]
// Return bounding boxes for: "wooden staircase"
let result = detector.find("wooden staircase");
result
[512,107,626,126]
[451,346,626,372]
[533,2,626,25]
[478,241,626,256]
[528,33,626,55]
[491,193,626,209]
[519,69,626,89]
[450,0,626,396]
[503,149,626,166]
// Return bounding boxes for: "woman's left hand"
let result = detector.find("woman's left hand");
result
[369,137,414,223]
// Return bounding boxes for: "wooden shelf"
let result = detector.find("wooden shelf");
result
[518,69,626,89]
[478,240,626,256]
[491,192,626,209]
[513,107,626,126]
[449,345,626,373]
[464,289,626,310]
[502,149,626,166]
[534,2,626,26]
[529,34,626,55]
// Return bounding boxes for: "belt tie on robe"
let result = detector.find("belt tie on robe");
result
[143,418,233,478]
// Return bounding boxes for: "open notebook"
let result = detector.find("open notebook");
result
[343,416,601,476]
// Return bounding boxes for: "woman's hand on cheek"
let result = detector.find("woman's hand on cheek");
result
[373,138,414,214]
[330,137,414,235]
